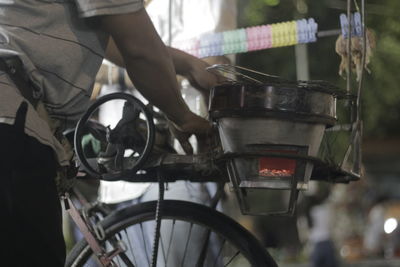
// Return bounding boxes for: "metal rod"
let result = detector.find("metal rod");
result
[342,0,355,173]
[167,0,172,46]
[356,0,366,121]
[354,0,366,175]
[65,194,110,266]
[346,0,352,94]
[317,29,341,37]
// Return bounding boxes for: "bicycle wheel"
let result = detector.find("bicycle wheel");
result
[66,200,278,267]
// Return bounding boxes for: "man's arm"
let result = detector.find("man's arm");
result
[99,8,212,153]
[100,9,192,126]
[105,38,219,95]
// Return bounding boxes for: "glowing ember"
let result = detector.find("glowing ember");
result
[258,152,297,177]
[259,168,292,177]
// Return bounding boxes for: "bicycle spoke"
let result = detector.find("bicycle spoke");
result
[116,250,135,267]
[113,230,136,267]
[195,228,211,267]
[159,233,167,266]
[124,229,138,266]
[212,238,226,267]
[223,250,241,266]
[68,201,275,267]
[140,222,151,266]
[111,249,122,266]
[165,219,176,265]
[105,233,135,267]
[180,222,193,267]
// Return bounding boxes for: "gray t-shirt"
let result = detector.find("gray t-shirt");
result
[0,0,144,165]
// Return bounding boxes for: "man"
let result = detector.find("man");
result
[98,0,237,206]
[0,1,218,266]
[95,3,238,265]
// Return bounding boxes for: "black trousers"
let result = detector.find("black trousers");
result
[0,120,66,266]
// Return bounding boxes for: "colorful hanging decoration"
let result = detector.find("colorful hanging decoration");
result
[173,18,318,58]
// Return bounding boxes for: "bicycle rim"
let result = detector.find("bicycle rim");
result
[66,200,277,267]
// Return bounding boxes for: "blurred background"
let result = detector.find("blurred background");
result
[236,0,400,266]
[72,1,400,266]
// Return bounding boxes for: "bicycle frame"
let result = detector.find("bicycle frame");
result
[64,167,227,267]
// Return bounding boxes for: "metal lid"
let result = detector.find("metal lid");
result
[209,82,338,126]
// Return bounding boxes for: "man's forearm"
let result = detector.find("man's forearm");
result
[167,47,195,77]
[106,39,195,78]
[122,45,192,125]
[100,9,192,126]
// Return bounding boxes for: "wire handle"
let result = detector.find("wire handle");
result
[206,64,341,94]
[207,64,289,85]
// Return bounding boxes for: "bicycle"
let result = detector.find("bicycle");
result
[64,91,278,267]
[65,65,360,267]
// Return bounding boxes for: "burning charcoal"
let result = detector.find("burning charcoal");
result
[259,168,292,177]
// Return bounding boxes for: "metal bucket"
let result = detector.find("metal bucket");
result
[209,78,338,215]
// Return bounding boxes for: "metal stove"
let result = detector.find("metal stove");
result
[208,64,359,215]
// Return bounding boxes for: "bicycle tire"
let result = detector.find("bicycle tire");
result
[66,200,278,267]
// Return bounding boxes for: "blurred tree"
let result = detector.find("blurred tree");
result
[361,0,400,137]
[237,0,400,138]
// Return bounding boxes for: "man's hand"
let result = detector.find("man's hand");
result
[185,58,219,93]
[167,48,226,97]
[193,55,232,91]
[168,112,212,155]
